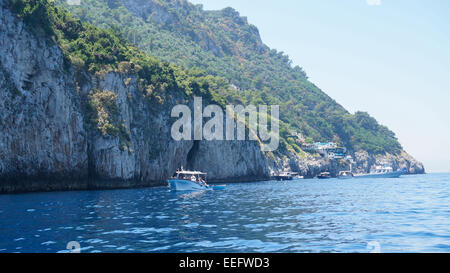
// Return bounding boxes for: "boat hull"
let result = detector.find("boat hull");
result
[273,176,293,181]
[337,175,354,179]
[168,179,210,191]
[292,177,305,180]
[354,170,404,179]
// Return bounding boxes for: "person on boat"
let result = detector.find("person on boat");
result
[191,175,197,182]
[199,177,207,187]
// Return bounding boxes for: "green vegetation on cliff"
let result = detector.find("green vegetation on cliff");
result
[8,0,232,138]
[54,0,402,155]
[9,0,403,155]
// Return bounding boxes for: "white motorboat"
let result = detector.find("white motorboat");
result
[354,166,405,179]
[337,171,354,179]
[168,170,226,191]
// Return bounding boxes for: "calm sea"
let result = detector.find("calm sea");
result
[1,173,449,253]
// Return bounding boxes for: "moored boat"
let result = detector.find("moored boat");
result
[272,172,294,181]
[354,166,405,179]
[317,172,332,179]
[337,171,354,179]
[290,172,305,180]
[168,170,226,191]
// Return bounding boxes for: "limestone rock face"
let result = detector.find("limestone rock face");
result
[122,0,177,26]
[354,150,425,175]
[188,140,270,182]
[0,4,88,192]
[83,71,272,185]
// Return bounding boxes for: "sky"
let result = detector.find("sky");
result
[190,0,450,173]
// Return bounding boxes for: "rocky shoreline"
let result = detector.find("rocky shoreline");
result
[270,150,424,179]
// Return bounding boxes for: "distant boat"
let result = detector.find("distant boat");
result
[168,170,226,191]
[317,172,332,179]
[337,171,354,179]
[272,172,294,181]
[354,166,405,179]
[290,172,305,180]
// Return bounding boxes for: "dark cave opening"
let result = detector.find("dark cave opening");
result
[186,140,200,170]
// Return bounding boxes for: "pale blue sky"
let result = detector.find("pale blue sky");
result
[190,0,450,173]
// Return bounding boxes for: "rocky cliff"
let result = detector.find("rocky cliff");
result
[0,2,270,192]
[83,72,270,186]
[0,1,424,193]
[0,3,88,191]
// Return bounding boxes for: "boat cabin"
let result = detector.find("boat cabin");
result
[317,172,332,179]
[173,171,207,184]
[273,172,294,181]
[338,171,353,176]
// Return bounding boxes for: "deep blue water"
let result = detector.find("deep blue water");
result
[1,173,450,253]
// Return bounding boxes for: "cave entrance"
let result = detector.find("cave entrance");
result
[186,140,200,170]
